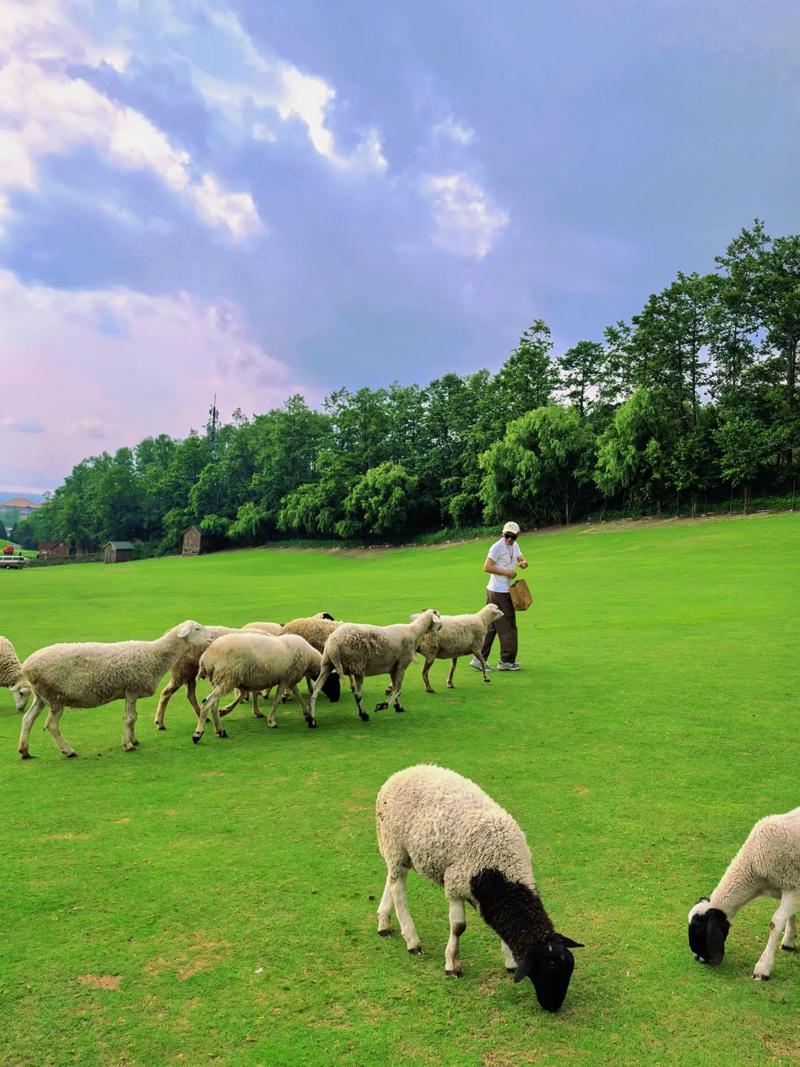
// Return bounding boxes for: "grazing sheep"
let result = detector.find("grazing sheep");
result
[1,636,30,711]
[192,632,341,742]
[376,765,582,1012]
[688,807,800,980]
[18,621,213,759]
[414,604,505,691]
[308,609,441,727]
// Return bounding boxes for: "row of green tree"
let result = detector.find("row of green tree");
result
[15,221,798,553]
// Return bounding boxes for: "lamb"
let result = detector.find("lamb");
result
[375,765,582,1012]
[688,806,800,980]
[414,603,505,691]
[17,620,213,759]
[307,609,441,727]
[1,636,30,711]
[192,632,341,742]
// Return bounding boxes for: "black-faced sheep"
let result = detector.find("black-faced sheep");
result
[376,764,582,1012]
[689,806,800,980]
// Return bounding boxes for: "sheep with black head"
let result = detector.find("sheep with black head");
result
[688,806,800,980]
[375,764,582,1012]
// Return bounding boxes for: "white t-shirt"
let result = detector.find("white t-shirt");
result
[486,538,522,593]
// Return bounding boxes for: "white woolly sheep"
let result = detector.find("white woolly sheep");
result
[17,620,213,759]
[154,622,284,729]
[275,613,341,652]
[308,609,441,727]
[192,632,341,742]
[414,603,505,691]
[688,806,800,980]
[375,765,583,1012]
[1,636,30,711]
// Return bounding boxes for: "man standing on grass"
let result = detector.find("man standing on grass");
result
[471,520,528,673]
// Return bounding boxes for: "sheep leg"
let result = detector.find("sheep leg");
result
[18,693,46,758]
[193,688,228,743]
[753,892,800,979]
[154,678,181,729]
[219,689,245,717]
[470,645,491,683]
[122,695,139,751]
[186,678,204,718]
[446,657,458,689]
[782,914,797,951]
[389,869,422,953]
[422,656,436,694]
[350,674,369,721]
[267,684,287,729]
[445,898,467,976]
[377,873,394,935]
[308,668,331,727]
[389,666,406,713]
[44,704,77,758]
[500,939,517,973]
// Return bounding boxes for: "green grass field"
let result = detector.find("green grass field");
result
[1,513,798,1066]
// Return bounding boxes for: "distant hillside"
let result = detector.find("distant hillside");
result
[0,492,45,503]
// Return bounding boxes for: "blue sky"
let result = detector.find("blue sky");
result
[1,0,798,492]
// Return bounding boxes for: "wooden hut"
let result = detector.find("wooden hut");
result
[182,525,204,556]
[38,540,70,560]
[103,541,134,564]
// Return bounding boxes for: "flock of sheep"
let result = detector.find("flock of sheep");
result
[2,597,799,1013]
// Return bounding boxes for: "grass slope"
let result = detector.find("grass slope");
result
[1,514,799,1066]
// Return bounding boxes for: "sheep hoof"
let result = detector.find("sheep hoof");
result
[753,972,770,981]
[394,705,405,714]
[217,730,229,739]
[445,968,462,978]
[156,724,166,730]
[408,946,423,955]
[781,944,797,952]
[378,929,391,937]
[268,721,277,729]
[374,702,389,712]
[483,677,491,683]
[307,719,317,729]
[19,752,33,760]
[191,734,202,744]
[506,967,516,974]
[66,752,78,759]
[359,711,370,721]
[254,710,264,718]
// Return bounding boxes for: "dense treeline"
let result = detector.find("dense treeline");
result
[15,222,799,553]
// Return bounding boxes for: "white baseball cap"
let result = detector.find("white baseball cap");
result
[502,521,520,536]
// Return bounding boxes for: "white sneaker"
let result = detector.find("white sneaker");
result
[470,657,492,671]
[496,662,521,671]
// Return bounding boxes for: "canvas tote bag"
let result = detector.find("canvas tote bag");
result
[509,578,532,611]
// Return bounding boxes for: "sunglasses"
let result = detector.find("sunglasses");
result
[504,533,517,541]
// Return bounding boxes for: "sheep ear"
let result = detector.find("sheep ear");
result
[558,936,584,949]
[706,910,730,961]
[176,622,191,638]
[513,948,537,984]
[410,613,421,621]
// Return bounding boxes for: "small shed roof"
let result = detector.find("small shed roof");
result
[183,525,201,535]
[104,541,135,550]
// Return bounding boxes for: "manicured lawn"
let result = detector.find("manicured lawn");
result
[1,513,798,1065]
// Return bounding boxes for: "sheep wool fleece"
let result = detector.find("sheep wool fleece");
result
[376,764,536,900]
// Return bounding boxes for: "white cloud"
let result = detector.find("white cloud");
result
[0,270,319,487]
[0,1,260,239]
[432,114,475,146]
[196,9,387,173]
[423,172,509,259]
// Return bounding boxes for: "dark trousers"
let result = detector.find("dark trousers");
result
[480,590,517,664]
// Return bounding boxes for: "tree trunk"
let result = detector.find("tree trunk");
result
[691,492,698,518]
[743,484,749,514]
